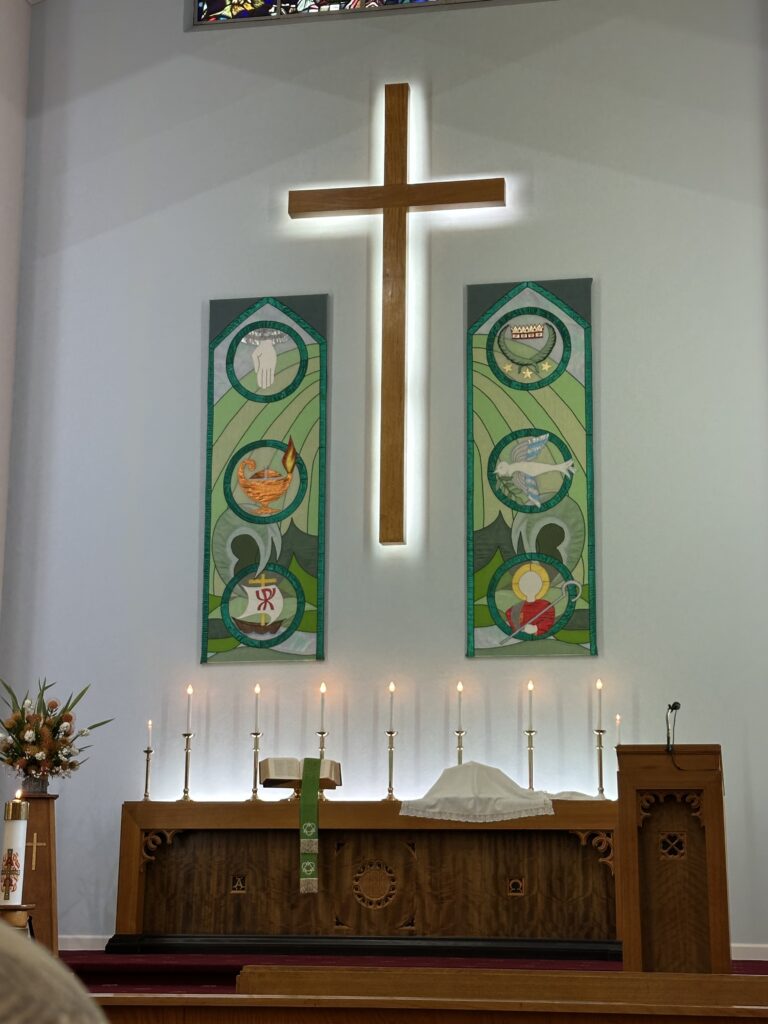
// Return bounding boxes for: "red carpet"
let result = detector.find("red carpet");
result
[61,952,768,995]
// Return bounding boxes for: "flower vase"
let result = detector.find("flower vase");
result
[21,775,49,796]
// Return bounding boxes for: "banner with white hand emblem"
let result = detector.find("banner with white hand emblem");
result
[202,295,327,662]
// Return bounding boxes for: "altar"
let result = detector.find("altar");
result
[108,746,731,974]
[109,796,617,955]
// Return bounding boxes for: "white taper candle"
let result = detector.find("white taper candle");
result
[596,679,603,730]
[527,680,534,731]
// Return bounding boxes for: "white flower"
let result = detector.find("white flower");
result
[23,730,35,742]
[34,751,45,761]
[58,722,70,735]
[22,699,32,709]
[80,729,90,737]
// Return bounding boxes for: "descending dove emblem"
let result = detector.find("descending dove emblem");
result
[494,434,575,509]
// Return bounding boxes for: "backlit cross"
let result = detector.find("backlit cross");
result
[288,83,506,543]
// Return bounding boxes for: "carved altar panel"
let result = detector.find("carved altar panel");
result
[138,825,615,941]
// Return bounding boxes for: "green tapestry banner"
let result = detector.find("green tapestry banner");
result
[202,295,327,663]
[466,280,596,658]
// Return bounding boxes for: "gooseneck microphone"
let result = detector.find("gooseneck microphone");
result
[665,701,681,752]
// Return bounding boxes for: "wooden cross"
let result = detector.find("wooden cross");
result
[25,832,46,871]
[288,83,506,544]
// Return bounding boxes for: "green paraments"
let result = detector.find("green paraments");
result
[466,281,596,658]
[299,757,321,894]
[202,297,327,663]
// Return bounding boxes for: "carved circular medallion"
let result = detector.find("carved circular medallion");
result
[352,860,396,909]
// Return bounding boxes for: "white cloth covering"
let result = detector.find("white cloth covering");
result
[399,761,555,822]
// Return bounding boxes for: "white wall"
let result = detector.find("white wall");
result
[0,0,31,622]
[2,0,767,946]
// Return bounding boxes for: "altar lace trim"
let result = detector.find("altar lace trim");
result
[399,761,555,822]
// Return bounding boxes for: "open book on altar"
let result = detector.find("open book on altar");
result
[259,757,342,789]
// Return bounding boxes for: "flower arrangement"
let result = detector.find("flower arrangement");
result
[0,679,112,780]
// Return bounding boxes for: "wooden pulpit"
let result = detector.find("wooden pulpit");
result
[616,745,730,973]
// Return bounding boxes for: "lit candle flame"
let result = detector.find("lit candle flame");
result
[527,680,534,692]
[320,681,327,695]
[254,683,261,695]
[186,684,194,696]
[14,790,21,800]
[596,679,603,691]
[389,681,395,694]
[457,681,463,693]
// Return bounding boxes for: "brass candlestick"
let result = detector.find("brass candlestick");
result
[383,729,397,801]
[142,746,153,801]
[317,730,328,800]
[249,731,263,801]
[524,729,536,790]
[594,728,606,798]
[178,732,194,802]
[455,729,466,766]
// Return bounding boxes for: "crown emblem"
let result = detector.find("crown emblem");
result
[509,323,545,340]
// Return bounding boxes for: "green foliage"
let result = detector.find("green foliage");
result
[472,604,495,629]
[554,629,591,645]
[298,609,317,634]
[473,549,504,600]
[208,637,241,654]
[287,555,317,609]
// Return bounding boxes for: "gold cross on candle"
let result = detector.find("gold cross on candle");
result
[288,83,506,544]
[25,833,46,872]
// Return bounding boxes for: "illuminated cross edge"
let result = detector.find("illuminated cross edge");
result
[288,82,506,544]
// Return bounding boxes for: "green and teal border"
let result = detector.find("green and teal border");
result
[465,280,596,657]
[201,296,327,662]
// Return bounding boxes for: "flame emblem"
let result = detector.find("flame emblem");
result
[237,438,298,514]
[282,437,297,475]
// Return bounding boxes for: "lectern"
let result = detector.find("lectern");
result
[616,745,730,973]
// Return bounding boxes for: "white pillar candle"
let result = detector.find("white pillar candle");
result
[254,684,261,733]
[388,681,395,731]
[595,679,603,730]
[1,791,29,906]
[615,713,622,746]
[527,680,534,731]
[456,681,464,731]
[147,719,153,749]
[186,684,193,733]
[319,681,326,732]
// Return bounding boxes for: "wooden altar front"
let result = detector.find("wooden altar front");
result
[109,745,731,972]
[110,798,618,955]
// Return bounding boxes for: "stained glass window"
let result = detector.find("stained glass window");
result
[196,0,480,22]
